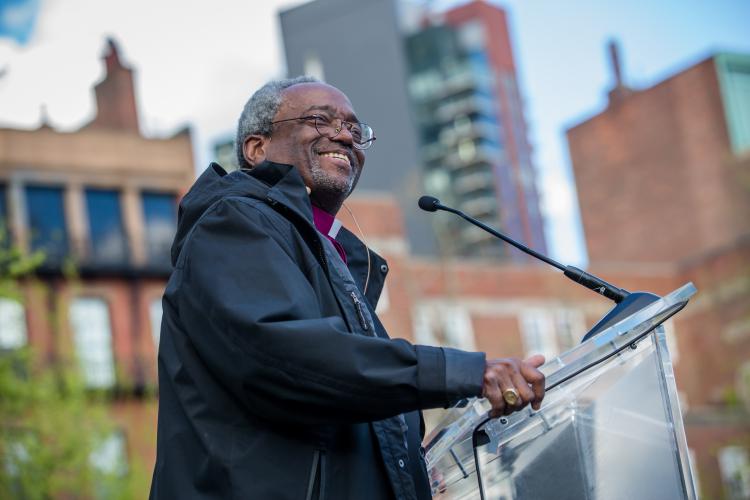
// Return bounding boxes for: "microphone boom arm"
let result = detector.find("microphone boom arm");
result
[419,196,629,304]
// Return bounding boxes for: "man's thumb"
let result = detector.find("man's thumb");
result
[524,354,546,368]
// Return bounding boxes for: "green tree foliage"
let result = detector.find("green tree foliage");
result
[0,238,148,498]
[0,233,44,300]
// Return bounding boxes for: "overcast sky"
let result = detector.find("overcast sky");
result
[1,0,749,266]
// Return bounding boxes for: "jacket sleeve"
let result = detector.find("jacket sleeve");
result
[174,198,485,426]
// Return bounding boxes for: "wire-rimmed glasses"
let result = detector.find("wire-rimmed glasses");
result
[271,114,376,150]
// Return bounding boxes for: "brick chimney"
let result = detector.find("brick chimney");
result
[88,38,140,133]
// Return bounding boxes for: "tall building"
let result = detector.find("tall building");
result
[0,39,194,477]
[280,0,438,256]
[279,0,546,259]
[405,1,546,258]
[567,45,750,499]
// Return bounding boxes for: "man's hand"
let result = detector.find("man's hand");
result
[481,355,546,418]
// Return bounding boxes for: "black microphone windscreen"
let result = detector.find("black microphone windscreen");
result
[418,195,440,212]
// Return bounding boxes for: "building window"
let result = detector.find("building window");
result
[519,308,585,359]
[0,299,27,349]
[213,138,238,171]
[554,309,585,352]
[0,184,17,251]
[25,186,68,263]
[519,310,555,359]
[717,54,750,155]
[3,439,29,478]
[718,446,750,500]
[149,298,162,348]
[413,303,475,351]
[0,184,8,243]
[141,192,177,266]
[85,189,127,265]
[90,431,128,499]
[69,298,116,389]
[90,431,128,476]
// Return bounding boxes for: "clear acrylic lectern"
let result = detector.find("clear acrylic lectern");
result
[423,283,698,500]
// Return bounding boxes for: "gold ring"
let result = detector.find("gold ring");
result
[503,388,520,406]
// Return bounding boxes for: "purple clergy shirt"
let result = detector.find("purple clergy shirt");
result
[312,204,347,264]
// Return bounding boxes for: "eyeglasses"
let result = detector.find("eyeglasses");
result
[271,114,376,150]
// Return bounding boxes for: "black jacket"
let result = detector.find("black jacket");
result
[149,162,485,499]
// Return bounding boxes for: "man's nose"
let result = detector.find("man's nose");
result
[334,122,355,146]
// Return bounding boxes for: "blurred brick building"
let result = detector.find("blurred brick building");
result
[567,45,750,498]
[0,39,194,476]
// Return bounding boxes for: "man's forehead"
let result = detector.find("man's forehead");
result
[279,83,357,117]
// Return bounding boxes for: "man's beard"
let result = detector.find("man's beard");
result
[309,161,358,214]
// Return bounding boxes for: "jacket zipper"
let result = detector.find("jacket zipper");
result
[350,291,369,331]
[319,451,327,500]
[268,195,366,339]
[306,450,320,500]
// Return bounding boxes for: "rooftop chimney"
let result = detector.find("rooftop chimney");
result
[38,103,53,130]
[86,38,140,133]
[607,39,632,104]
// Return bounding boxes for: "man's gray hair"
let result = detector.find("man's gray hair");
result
[235,75,320,170]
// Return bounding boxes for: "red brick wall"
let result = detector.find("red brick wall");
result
[567,52,750,497]
[21,277,165,388]
[569,57,750,264]
[685,420,750,499]
[672,238,750,408]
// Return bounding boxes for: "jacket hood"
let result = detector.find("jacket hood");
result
[171,161,314,266]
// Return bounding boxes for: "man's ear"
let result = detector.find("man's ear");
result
[242,134,270,167]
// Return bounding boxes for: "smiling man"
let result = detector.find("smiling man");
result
[149,77,545,500]
[242,82,367,214]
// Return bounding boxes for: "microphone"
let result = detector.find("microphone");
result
[418,195,440,212]
[418,195,629,303]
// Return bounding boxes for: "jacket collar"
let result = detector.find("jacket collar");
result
[244,161,387,303]
[247,161,315,225]
[336,227,388,307]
